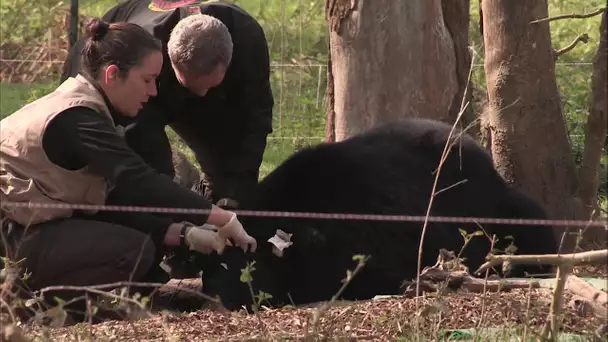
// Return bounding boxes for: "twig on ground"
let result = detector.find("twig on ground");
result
[568,294,608,320]
[521,281,535,341]
[307,255,370,336]
[566,274,607,306]
[40,286,150,311]
[1,324,27,342]
[472,235,497,341]
[37,280,227,320]
[40,281,220,305]
[406,267,539,295]
[0,297,18,325]
[472,248,608,340]
[565,275,607,319]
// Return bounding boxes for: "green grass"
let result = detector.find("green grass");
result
[67,0,328,178]
[165,115,321,179]
[0,82,56,119]
[166,125,302,180]
[0,81,300,178]
[1,0,604,184]
[78,0,120,18]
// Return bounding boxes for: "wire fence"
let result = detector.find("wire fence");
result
[0,1,601,169]
[4,201,607,228]
[0,0,598,137]
[0,59,599,192]
[0,58,594,138]
[0,1,605,227]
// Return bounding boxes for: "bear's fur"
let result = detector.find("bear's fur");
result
[198,118,558,311]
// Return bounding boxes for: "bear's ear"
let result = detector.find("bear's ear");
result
[268,229,293,257]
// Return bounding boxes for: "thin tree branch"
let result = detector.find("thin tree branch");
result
[542,264,571,340]
[530,7,606,24]
[554,33,590,59]
[475,249,608,275]
[39,281,223,308]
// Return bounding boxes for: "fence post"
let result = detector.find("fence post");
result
[69,0,79,48]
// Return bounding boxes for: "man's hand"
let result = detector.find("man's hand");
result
[184,224,226,255]
[218,213,257,253]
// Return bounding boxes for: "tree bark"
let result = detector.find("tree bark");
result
[324,43,336,143]
[325,0,458,141]
[481,1,583,229]
[478,0,484,46]
[476,0,492,150]
[441,0,477,136]
[578,9,607,220]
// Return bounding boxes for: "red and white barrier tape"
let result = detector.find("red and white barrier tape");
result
[2,201,607,228]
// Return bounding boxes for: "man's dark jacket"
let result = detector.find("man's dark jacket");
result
[61,0,274,203]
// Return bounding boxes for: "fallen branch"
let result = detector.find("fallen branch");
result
[39,280,224,311]
[565,274,607,308]
[554,33,590,59]
[530,7,606,24]
[404,267,539,296]
[478,249,608,341]
[41,286,151,313]
[568,294,608,320]
[475,249,608,275]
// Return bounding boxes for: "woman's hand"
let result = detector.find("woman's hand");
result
[206,205,257,253]
[217,212,257,253]
[184,224,227,254]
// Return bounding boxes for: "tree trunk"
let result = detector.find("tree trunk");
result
[325,0,459,141]
[477,0,492,150]
[481,0,583,240]
[578,9,607,220]
[441,0,477,136]
[324,43,336,143]
[478,0,484,46]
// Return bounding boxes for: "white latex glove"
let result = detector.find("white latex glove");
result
[184,224,227,255]
[218,212,257,253]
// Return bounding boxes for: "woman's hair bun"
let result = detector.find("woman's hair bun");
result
[85,18,110,41]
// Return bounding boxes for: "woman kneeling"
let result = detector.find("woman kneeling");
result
[0,18,256,325]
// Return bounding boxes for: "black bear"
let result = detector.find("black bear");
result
[197,118,558,311]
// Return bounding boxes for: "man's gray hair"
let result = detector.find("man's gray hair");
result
[167,14,233,75]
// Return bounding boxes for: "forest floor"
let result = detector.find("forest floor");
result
[6,263,606,341]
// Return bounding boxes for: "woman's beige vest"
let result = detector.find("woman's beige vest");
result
[0,75,116,227]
